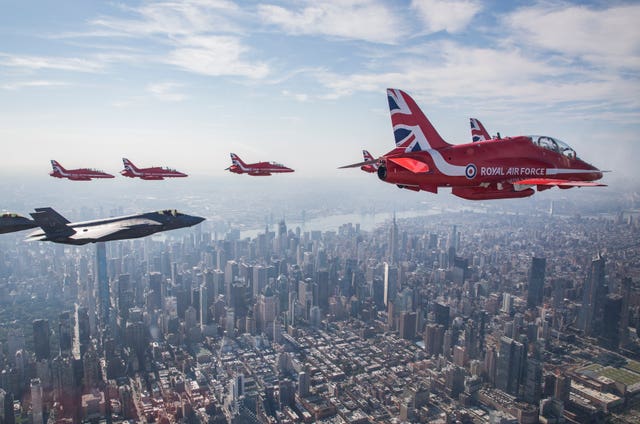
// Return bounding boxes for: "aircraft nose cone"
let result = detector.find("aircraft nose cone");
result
[189,215,205,226]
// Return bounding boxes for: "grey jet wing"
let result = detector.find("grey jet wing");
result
[67,218,163,243]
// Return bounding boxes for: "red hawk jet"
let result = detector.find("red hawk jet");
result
[226,153,294,176]
[120,158,187,180]
[341,89,605,200]
[49,160,115,181]
[470,118,492,142]
[360,150,379,173]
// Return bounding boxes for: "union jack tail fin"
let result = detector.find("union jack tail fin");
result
[387,88,451,152]
[230,153,247,167]
[470,118,491,142]
[362,150,375,162]
[122,158,138,171]
[50,160,65,172]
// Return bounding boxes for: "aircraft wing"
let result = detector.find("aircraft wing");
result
[387,157,430,173]
[67,224,127,242]
[514,178,607,187]
[70,219,162,242]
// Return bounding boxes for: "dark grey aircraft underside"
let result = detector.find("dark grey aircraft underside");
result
[26,207,204,245]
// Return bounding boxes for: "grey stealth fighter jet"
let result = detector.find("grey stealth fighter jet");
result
[27,207,204,245]
[0,212,38,234]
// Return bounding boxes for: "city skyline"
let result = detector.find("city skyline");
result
[1,194,639,422]
[1,1,639,179]
[1,2,640,423]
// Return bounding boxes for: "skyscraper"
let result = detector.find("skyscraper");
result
[199,283,208,330]
[527,257,546,309]
[579,253,607,337]
[424,324,445,356]
[0,388,15,424]
[399,311,417,340]
[147,271,163,312]
[96,242,109,327]
[620,277,632,347]
[58,312,73,356]
[298,371,310,398]
[433,302,450,329]
[30,378,43,424]
[523,358,542,405]
[316,269,330,311]
[495,336,525,396]
[383,262,398,306]
[601,294,623,349]
[252,265,268,298]
[75,306,90,357]
[388,213,398,263]
[32,319,50,362]
[116,274,132,322]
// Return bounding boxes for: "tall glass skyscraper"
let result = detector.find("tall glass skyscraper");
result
[527,257,546,309]
[96,242,109,327]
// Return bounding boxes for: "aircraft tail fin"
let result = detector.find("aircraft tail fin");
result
[362,150,375,162]
[230,153,247,168]
[387,88,451,152]
[30,207,75,238]
[122,158,138,172]
[470,118,491,142]
[50,160,65,172]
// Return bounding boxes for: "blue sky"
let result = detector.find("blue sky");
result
[1,0,638,181]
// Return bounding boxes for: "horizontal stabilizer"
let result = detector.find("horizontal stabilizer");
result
[388,157,429,173]
[515,178,606,187]
[338,158,379,169]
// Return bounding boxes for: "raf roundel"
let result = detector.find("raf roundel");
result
[465,164,477,179]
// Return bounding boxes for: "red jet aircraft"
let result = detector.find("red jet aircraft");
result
[341,89,605,200]
[120,158,187,180]
[49,160,115,181]
[360,150,379,173]
[226,153,294,176]
[470,118,492,142]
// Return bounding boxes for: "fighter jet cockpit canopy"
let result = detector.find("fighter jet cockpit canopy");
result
[1,212,24,218]
[157,209,179,216]
[528,135,577,159]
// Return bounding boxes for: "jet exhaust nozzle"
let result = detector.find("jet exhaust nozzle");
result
[377,165,387,181]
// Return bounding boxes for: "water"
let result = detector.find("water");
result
[240,207,443,238]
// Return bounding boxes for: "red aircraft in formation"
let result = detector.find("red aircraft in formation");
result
[120,158,188,180]
[360,150,379,174]
[342,88,605,200]
[226,153,294,176]
[49,160,115,181]
[46,89,606,201]
[470,118,492,142]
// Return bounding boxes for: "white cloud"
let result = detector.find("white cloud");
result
[166,35,269,79]
[281,90,309,102]
[258,0,404,44]
[313,40,640,117]
[146,82,188,102]
[87,1,269,79]
[91,0,242,37]
[505,3,640,71]
[410,0,482,33]
[1,80,70,90]
[0,53,105,73]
